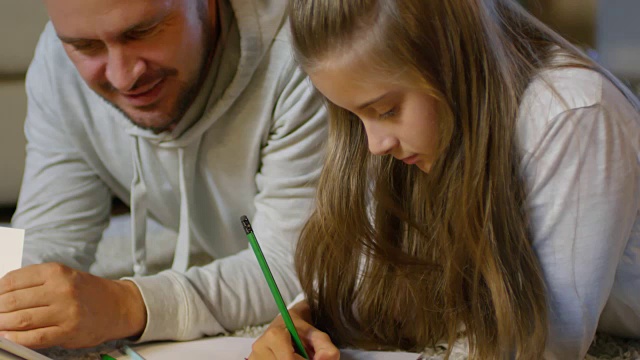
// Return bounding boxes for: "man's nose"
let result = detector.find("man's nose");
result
[363,121,398,156]
[105,46,146,92]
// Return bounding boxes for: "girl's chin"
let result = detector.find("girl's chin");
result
[416,161,433,174]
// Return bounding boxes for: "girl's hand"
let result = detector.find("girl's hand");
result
[249,300,340,360]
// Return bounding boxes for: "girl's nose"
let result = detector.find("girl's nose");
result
[363,121,398,156]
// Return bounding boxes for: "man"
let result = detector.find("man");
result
[0,0,326,349]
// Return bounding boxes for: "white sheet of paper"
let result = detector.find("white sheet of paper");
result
[109,337,419,360]
[0,227,24,278]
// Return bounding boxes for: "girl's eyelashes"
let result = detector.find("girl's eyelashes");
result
[378,107,397,120]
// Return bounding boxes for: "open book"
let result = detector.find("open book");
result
[104,337,420,359]
[0,227,24,278]
[0,338,52,360]
[0,228,39,360]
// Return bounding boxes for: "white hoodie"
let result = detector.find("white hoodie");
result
[12,0,327,342]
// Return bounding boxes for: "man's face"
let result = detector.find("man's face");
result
[44,0,214,132]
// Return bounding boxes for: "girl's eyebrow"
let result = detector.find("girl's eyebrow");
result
[357,92,390,110]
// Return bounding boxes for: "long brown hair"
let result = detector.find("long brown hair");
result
[290,1,603,359]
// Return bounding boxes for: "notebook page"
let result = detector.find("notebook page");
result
[0,227,24,278]
[108,337,420,359]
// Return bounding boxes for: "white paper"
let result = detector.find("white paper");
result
[109,337,420,360]
[0,227,24,278]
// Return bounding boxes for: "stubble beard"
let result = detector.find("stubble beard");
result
[109,7,215,134]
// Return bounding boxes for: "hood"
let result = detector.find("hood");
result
[124,0,288,150]
[127,0,289,276]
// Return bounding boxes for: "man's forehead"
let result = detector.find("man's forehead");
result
[44,0,173,39]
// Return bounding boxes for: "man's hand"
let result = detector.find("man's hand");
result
[0,263,147,349]
[249,300,340,360]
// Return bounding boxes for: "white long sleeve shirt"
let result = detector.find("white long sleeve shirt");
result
[517,65,639,359]
[290,65,640,359]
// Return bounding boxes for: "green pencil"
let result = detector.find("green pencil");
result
[241,215,310,359]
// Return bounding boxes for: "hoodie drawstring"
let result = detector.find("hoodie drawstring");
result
[128,136,199,276]
[172,147,192,272]
[130,136,148,276]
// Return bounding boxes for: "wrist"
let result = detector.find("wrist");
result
[113,279,148,340]
[291,299,312,323]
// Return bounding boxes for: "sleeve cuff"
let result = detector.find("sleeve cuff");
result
[287,292,306,309]
[122,271,226,343]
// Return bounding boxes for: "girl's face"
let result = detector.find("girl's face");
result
[309,58,440,173]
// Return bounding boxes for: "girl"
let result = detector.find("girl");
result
[250,0,640,359]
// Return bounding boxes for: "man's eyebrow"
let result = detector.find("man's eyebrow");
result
[56,12,170,44]
[120,12,168,36]
[57,35,90,44]
[357,92,390,111]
